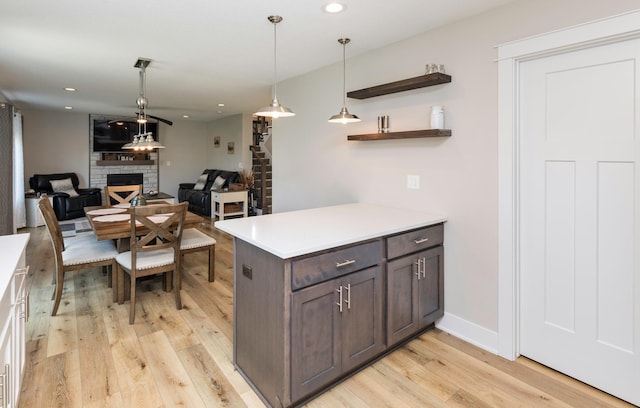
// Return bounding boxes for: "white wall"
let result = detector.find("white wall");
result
[207,113,253,172]
[273,0,640,350]
[21,109,211,198]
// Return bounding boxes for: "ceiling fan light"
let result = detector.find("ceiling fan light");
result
[328,106,361,124]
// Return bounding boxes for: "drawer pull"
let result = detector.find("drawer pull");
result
[336,286,343,312]
[335,259,356,268]
[414,237,430,244]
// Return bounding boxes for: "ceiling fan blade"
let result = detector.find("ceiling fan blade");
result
[107,117,135,124]
[147,114,173,126]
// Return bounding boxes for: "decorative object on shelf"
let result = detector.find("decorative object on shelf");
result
[430,105,444,129]
[255,15,295,118]
[425,64,446,75]
[123,58,165,150]
[328,38,361,124]
[347,72,451,99]
[377,115,389,133]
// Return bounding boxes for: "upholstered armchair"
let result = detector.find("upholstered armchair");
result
[29,173,102,221]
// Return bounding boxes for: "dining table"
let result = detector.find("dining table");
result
[84,203,205,302]
[84,203,204,249]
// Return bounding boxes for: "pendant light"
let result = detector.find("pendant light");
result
[255,15,295,118]
[328,38,360,124]
[123,58,165,149]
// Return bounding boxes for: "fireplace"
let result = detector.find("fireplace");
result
[107,173,144,188]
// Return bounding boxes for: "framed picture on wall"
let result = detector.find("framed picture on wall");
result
[227,142,235,154]
[214,136,220,148]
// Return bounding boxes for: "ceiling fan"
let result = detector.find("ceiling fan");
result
[109,58,173,126]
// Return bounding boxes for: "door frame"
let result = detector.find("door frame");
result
[497,9,640,360]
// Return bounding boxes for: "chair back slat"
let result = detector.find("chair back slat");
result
[129,202,188,269]
[38,194,66,256]
[105,184,143,206]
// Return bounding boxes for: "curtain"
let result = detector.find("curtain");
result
[13,110,25,231]
[0,104,13,235]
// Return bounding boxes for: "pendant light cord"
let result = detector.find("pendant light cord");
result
[341,41,346,106]
[272,20,278,99]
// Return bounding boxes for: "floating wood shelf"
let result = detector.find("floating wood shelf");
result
[97,160,155,166]
[348,129,451,141]
[347,72,451,99]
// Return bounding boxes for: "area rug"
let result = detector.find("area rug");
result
[58,217,93,237]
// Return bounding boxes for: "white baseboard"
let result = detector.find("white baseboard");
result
[436,312,499,355]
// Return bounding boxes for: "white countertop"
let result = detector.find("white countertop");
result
[215,203,447,259]
[0,233,30,295]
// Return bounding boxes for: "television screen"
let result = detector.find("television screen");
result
[92,119,158,152]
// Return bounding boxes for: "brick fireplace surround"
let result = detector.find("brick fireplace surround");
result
[88,115,159,197]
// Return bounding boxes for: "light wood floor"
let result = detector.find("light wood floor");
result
[17,220,634,408]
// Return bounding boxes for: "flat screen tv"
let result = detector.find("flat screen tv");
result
[92,119,158,152]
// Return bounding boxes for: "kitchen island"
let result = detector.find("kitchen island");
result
[216,203,446,407]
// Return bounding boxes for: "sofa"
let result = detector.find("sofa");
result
[178,169,241,216]
[29,172,102,221]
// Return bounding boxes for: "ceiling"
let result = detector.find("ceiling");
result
[0,0,515,122]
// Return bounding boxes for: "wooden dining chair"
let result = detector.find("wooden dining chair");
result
[39,195,118,316]
[104,184,143,206]
[180,228,217,282]
[115,202,187,324]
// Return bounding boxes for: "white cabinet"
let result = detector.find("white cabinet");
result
[0,234,30,408]
[211,190,248,220]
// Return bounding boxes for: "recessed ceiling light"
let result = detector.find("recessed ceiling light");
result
[183,115,190,118]
[217,103,225,107]
[324,2,345,13]
[64,106,73,110]
[64,87,76,92]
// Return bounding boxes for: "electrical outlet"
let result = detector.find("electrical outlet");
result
[407,174,420,189]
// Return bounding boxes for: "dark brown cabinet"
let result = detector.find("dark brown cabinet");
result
[231,222,444,407]
[387,246,444,346]
[291,266,383,402]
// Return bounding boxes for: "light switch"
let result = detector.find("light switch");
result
[407,174,420,189]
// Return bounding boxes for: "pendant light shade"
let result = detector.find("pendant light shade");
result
[123,58,165,149]
[329,38,360,124]
[255,15,295,118]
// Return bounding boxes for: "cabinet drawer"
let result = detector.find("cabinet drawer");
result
[386,223,443,259]
[291,240,382,290]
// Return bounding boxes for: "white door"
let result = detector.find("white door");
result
[519,38,640,405]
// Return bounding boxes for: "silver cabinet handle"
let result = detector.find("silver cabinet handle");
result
[344,284,351,310]
[414,237,429,244]
[335,259,356,268]
[421,258,426,279]
[336,286,343,313]
[414,260,421,280]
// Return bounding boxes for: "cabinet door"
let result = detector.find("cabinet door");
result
[0,317,12,408]
[291,279,342,403]
[418,246,444,327]
[342,266,384,371]
[387,254,420,346]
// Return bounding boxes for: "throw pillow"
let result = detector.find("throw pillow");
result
[193,173,209,190]
[212,176,226,190]
[50,178,79,197]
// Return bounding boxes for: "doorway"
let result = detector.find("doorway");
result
[498,10,640,406]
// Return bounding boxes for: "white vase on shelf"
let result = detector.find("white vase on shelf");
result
[430,105,444,129]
